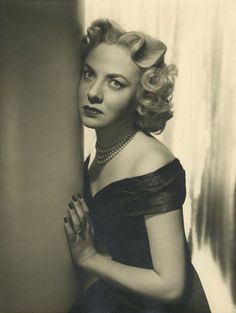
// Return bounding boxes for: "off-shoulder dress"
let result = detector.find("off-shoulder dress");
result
[69,157,211,313]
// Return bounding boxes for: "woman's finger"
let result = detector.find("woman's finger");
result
[76,194,89,214]
[86,216,94,236]
[68,203,82,233]
[64,217,76,242]
[72,195,87,225]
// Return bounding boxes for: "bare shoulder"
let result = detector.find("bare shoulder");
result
[129,131,175,176]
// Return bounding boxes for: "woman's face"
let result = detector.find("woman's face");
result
[78,43,142,130]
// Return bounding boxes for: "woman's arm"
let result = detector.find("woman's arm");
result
[65,203,186,303]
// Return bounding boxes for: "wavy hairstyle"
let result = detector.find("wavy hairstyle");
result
[81,19,178,134]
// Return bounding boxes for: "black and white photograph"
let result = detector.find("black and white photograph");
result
[0,1,235,313]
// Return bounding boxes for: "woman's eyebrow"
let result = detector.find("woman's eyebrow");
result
[84,63,94,72]
[84,63,131,85]
[107,74,131,85]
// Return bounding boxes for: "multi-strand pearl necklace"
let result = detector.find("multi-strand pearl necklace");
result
[95,129,137,164]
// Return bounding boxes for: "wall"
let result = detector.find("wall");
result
[0,1,83,312]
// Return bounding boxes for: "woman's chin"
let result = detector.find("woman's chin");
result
[80,116,102,129]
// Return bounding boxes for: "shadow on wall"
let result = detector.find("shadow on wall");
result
[193,153,236,305]
[0,1,84,312]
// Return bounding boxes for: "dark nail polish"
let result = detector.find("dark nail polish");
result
[77,193,82,199]
[68,202,74,209]
[64,217,68,223]
[72,195,77,201]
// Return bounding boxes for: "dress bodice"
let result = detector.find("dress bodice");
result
[69,157,211,313]
[83,157,187,268]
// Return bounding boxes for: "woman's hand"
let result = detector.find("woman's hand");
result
[64,194,97,266]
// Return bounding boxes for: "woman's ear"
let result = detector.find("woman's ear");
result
[135,102,145,116]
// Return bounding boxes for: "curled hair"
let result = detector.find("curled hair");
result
[81,19,178,133]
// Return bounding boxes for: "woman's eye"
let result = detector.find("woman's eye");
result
[108,79,123,90]
[82,70,94,80]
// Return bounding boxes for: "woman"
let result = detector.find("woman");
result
[64,19,211,313]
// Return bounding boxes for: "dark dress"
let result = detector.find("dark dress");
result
[69,157,211,313]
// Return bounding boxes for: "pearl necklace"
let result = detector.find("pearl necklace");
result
[95,129,137,164]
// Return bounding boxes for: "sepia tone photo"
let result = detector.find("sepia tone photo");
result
[0,0,235,312]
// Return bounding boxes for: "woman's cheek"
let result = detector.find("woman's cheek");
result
[78,87,87,103]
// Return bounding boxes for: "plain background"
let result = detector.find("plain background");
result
[0,0,83,312]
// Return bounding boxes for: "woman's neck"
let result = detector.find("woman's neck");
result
[95,123,135,149]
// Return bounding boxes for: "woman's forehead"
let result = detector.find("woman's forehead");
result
[85,43,141,80]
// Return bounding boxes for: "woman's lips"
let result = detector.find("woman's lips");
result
[82,105,103,116]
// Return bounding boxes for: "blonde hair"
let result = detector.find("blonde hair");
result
[81,19,177,134]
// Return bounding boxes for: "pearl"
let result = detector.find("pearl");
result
[95,129,137,164]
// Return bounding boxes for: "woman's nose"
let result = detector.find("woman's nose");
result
[87,82,103,104]
[88,94,103,104]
